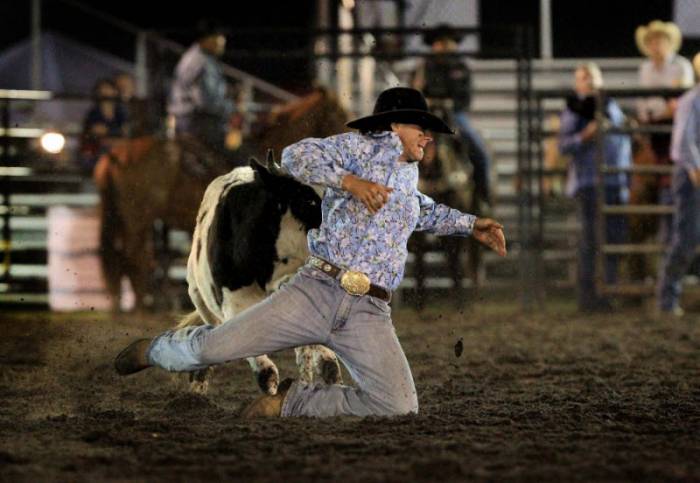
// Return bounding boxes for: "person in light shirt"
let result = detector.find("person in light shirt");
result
[114,88,506,418]
[634,20,694,251]
[636,21,693,124]
[559,63,631,312]
[656,54,700,317]
[168,20,234,157]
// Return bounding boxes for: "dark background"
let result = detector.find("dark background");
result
[0,0,693,91]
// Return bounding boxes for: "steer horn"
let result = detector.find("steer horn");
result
[265,149,286,176]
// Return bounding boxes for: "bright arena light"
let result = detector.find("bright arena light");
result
[40,132,66,154]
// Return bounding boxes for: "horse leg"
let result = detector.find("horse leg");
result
[446,237,467,309]
[123,223,155,311]
[96,159,124,312]
[99,221,123,312]
[628,183,657,281]
[247,356,280,395]
[312,345,342,385]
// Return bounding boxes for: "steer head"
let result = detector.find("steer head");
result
[250,150,322,232]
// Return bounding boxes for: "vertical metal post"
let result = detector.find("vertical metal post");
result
[534,93,546,302]
[315,0,333,87]
[135,31,148,98]
[396,0,406,51]
[336,4,354,111]
[1,100,11,282]
[31,0,42,90]
[593,91,607,298]
[516,26,536,309]
[539,0,552,60]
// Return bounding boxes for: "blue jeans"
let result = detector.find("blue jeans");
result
[658,185,674,245]
[577,186,628,309]
[657,167,700,311]
[147,264,418,417]
[454,111,492,200]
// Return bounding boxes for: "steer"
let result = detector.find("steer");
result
[178,153,342,394]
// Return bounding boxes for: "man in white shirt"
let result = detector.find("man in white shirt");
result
[636,20,693,123]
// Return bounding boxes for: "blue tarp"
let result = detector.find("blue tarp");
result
[0,31,135,130]
[0,31,134,93]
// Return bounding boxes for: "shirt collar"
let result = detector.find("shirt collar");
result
[368,131,403,155]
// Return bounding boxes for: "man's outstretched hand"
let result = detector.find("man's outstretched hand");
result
[473,218,506,257]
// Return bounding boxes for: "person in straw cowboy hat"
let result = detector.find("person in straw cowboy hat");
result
[656,53,700,318]
[114,87,506,418]
[628,21,695,280]
[636,20,693,161]
[636,20,693,123]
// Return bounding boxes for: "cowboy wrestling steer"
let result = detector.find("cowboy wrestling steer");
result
[179,154,342,394]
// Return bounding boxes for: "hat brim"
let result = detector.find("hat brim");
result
[346,109,454,134]
[422,31,464,46]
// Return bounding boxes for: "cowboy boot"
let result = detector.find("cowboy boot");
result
[240,378,294,418]
[114,338,153,375]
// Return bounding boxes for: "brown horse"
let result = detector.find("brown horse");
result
[627,133,670,281]
[95,88,348,310]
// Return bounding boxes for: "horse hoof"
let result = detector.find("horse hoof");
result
[319,358,342,385]
[256,366,279,395]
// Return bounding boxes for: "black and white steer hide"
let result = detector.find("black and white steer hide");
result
[177,157,342,394]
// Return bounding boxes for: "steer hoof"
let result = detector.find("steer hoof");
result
[256,366,280,395]
[189,368,213,395]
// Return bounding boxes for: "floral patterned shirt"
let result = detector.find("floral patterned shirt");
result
[281,131,476,291]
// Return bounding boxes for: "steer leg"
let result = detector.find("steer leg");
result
[173,311,216,394]
[313,345,343,384]
[295,345,343,385]
[247,355,280,395]
[295,346,315,384]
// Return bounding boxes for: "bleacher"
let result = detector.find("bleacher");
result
[0,57,644,308]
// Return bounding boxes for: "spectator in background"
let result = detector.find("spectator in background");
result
[559,63,631,313]
[656,54,700,318]
[634,21,694,248]
[79,78,126,173]
[167,19,234,158]
[412,24,491,204]
[113,71,157,137]
[636,20,693,124]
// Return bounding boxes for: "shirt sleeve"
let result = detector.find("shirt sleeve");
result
[281,134,354,189]
[414,191,476,236]
[679,57,695,88]
[681,99,700,170]
[198,64,233,117]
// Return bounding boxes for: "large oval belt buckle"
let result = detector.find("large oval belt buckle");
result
[340,271,371,296]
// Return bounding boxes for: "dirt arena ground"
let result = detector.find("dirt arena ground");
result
[1,299,698,482]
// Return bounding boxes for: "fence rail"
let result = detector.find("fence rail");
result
[529,86,689,303]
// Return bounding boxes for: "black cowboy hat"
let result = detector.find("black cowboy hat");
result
[422,23,464,46]
[346,87,454,134]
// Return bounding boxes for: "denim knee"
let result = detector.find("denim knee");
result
[371,390,419,416]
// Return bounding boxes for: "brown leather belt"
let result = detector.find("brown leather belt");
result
[308,256,391,302]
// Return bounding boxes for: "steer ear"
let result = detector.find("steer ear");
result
[249,156,265,171]
[250,155,277,187]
